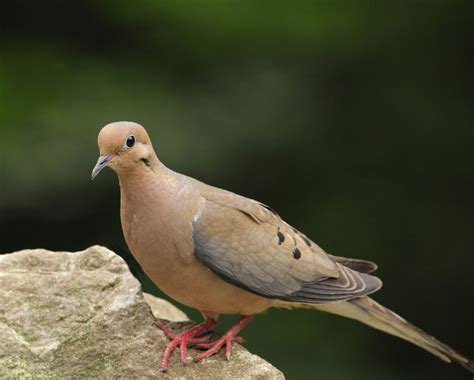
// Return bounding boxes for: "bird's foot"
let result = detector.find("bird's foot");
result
[194,315,254,362]
[154,318,217,372]
[195,335,245,361]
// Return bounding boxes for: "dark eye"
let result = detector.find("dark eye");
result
[125,135,136,148]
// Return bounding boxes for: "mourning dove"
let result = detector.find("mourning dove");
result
[92,121,473,373]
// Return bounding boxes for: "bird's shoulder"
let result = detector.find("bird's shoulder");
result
[178,175,382,303]
[190,178,278,224]
[187,177,340,279]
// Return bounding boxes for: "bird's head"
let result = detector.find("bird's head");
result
[91,121,155,180]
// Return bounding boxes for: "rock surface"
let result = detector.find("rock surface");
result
[0,246,284,379]
[142,292,189,322]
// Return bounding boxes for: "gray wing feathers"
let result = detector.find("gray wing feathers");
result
[193,229,301,296]
[327,254,378,274]
[279,267,382,303]
[192,188,382,304]
[193,218,382,304]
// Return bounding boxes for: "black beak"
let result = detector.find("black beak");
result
[91,155,110,180]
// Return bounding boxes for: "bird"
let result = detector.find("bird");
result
[91,121,473,373]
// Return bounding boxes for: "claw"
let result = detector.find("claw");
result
[195,336,233,361]
[225,338,232,360]
[153,315,255,371]
[194,315,254,362]
[153,320,177,340]
[196,335,243,349]
[154,318,217,372]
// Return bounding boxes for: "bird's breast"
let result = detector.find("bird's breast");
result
[118,176,272,316]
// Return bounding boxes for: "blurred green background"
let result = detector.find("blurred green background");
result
[1,1,473,379]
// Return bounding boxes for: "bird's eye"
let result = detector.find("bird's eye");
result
[125,135,136,148]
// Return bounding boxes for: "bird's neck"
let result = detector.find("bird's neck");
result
[117,158,187,256]
[117,158,182,201]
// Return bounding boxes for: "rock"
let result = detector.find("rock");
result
[0,246,284,379]
[143,293,189,322]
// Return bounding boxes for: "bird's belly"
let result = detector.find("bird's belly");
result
[143,250,272,316]
[161,262,272,316]
[121,198,272,316]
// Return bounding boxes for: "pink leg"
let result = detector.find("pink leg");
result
[195,315,254,361]
[154,318,217,372]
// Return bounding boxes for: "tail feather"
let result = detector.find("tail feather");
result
[313,296,474,373]
[327,254,378,274]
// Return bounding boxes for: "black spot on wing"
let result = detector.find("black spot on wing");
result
[193,227,292,299]
[301,236,311,247]
[293,248,301,259]
[277,231,285,245]
[193,222,382,305]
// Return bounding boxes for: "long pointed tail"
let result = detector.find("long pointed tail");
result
[313,296,474,373]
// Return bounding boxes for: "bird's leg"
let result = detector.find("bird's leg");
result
[154,318,218,372]
[195,315,254,361]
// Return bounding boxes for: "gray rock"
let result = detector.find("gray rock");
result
[0,246,284,379]
[142,293,189,322]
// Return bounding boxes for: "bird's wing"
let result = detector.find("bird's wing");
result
[327,254,378,273]
[192,188,382,304]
